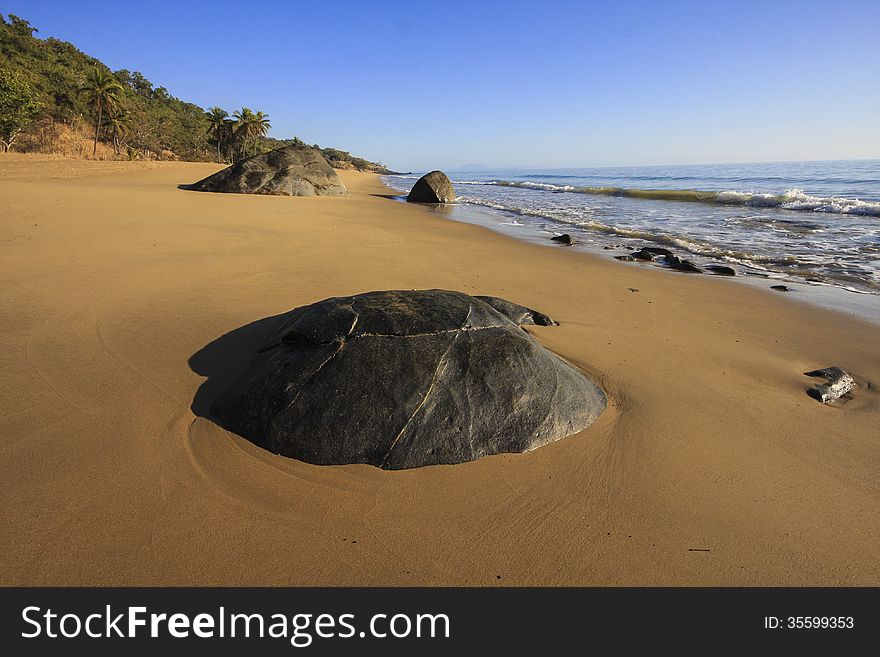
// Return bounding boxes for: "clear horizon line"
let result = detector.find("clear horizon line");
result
[386,156,880,173]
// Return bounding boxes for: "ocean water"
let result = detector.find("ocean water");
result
[384,160,880,320]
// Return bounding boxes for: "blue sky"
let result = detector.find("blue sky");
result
[5,0,879,170]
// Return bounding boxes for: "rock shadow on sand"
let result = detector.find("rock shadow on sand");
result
[188,313,286,421]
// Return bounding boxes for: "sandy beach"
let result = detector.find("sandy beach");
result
[1,153,878,586]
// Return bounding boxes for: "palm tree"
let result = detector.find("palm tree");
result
[104,108,132,155]
[205,106,229,163]
[232,107,256,160]
[252,111,271,154]
[78,68,123,156]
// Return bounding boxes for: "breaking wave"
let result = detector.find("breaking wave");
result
[455,180,880,217]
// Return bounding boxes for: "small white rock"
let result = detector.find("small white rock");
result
[805,367,855,403]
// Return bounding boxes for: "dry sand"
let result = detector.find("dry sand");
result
[1,153,878,586]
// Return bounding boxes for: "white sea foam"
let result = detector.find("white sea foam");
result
[385,166,880,297]
[449,179,880,217]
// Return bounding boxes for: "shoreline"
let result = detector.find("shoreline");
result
[1,155,878,586]
[381,177,880,327]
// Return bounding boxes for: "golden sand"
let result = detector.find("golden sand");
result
[1,154,877,585]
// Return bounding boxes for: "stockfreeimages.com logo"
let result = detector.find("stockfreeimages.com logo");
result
[22,606,451,647]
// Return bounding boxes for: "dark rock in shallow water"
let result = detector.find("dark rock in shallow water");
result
[407,170,455,203]
[630,249,657,261]
[188,143,346,196]
[805,367,855,403]
[210,290,605,469]
[706,265,736,276]
[662,255,702,273]
[551,233,575,245]
[770,285,790,291]
[642,247,673,256]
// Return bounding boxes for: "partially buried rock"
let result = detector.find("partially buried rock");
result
[630,249,657,261]
[407,170,455,203]
[642,247,673,256]
[770,285,790,292]
[706,265,736,276]
[804,367,855,403]
[188,143,346,196]
[662,255,702,273]
[551,233,576,246]
[210,290,605,469]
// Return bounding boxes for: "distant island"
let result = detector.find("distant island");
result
[0,13,392,173]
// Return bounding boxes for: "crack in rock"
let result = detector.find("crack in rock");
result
[379,306,474,467]
[380,331,461,467]
[282,324,506,347]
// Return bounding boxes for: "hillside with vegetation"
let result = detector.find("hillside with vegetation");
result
[0,13,392,171]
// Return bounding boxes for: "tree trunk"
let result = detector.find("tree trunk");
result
[217,139,222,163]
[3,129,20,152]
[93,99,103,156]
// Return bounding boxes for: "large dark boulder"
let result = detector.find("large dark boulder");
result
[407,170,454,203]
[210,290,605,469]
[188,143,346,196]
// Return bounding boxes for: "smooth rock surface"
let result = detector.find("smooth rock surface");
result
[663,255,702,273]
[642,247,673,256]
[551,233,575,245]
[210,290,605,469]
[474,295,557,326]
[406,170,454,203]
[188,143,347,196]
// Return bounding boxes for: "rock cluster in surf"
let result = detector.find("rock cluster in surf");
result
[609,244,805,292]
[209,289,605,469]
[614,246,703,273]
[187,143,346,196]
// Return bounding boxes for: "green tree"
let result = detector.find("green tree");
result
[205,106,230,163]
[0,67,42,151]
[0,14,388,168]
[253,110,271,153]
[78,67,123,155]
[232,107,256,160]
[3,13,37,37]
[104,107,132,154]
